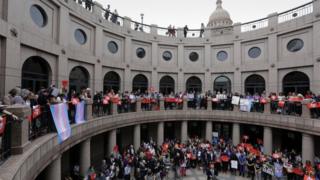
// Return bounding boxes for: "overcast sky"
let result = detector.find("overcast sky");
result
[95,0,310,29]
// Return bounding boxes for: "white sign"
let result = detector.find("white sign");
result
[232,96,240,105]
[231,160,238,169]
[212,132,219,137]
[240,99,252,112]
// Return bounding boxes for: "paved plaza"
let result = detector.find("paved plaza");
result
[167,169,249,180]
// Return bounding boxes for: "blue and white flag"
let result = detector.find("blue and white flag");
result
[240,99,252,112]
[75,101,86,124]
[50,103,71,143]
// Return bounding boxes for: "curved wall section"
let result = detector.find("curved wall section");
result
[0,0,320,97]
[0,110,319,180]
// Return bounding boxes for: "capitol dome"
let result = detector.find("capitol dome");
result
[207,0,233,28]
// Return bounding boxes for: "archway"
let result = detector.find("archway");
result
[69,66,89,93]
[132,74,148,93]
[159,76,175,95]
[245,74,265,95]
[21,56,51,93]
[186,76,202,93]
[103,71,120,93]
[214,76,231,93]
[283,71,310,95]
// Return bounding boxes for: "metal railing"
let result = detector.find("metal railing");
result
[278,2,313,23]
[241,18,269,32]
[0,114,12,165]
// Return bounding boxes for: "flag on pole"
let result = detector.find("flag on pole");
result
[75,101,86,124]
[50,103,71,143]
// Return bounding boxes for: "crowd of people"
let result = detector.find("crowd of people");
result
[67,136,320,180]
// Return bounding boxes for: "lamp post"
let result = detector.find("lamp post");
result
[140,13,144,31]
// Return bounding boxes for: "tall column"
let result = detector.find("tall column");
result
[108,129,117,155]
[232,123,240,145]
[80,138,91,176]
[205,121,213,141]
[263,127,273,155]
[302,133,315,164]
[181,121,188,143]
[46,156,61,180]
[157,122,164,145]
[133,125,141,150]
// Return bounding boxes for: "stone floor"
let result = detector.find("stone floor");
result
[167,169,250,180]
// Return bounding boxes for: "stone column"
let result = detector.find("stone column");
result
[302,100,311,119]
[263,101,271,115]
[232,123,240,145]
[45,156,61,180]
[123,16,132,29]
[207,98,212,111]
[5,105,31,154]
[80,138,91,176]
[85,98,93,120]
[183,97,188,110]
[136,98,142,112]
[112,101,118,115]
[205,121,213,141]
[157,122,164,145]
[160,98,165,110]
[133,125,141,150]
[181,121,188,143]
[263,127,273,155]
[108,129,117,155]
[302,133,314,164]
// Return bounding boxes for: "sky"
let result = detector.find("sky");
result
[95,0,310,29]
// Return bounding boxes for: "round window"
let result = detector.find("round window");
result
[189,52,199,62]
[30,5,47,28]
[108,41,118,54]
[136,48,146,58]
[248,47,262,59]
[287,39,304,52]
[163,51,172,61]
[216,51,228,61]
[74,29,87,45]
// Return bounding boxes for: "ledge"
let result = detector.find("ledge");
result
[0,110,319,180]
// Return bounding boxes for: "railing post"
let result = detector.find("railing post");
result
[207,98,212,111]
[263,100,271,115]
[183,97,188,110]
[112,101,118,115]
[314,0,320,18]
[204,28,210,38]
[302,100,312,118]
[177,28,184,38]
[136,98,142,112]
[85,99,93,120]
[93,1,103,17]
[150,24,158,35]
[5,105,31,154]
[233,104,239,112]
[233,22,242,35]
[267,12,278,31]
[123,16,132,29]
[160,98,165,110]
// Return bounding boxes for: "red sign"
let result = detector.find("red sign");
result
[61,80,69,88]
[32,105,41,120]
[0,115,6,136]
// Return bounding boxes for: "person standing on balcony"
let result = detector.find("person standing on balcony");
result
[104,4,111,20]
[111,9,119,24]
[85,0,92,11]
[200,23,205,37]
[183,25,189,38]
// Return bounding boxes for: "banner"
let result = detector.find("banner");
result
[50,103,71,144]
[262,163,274,176]
[232,96,240,105]
[240,99,252,112]
[0,115,6,136]
[75,101,86,124]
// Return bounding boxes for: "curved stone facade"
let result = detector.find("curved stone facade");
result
[0,0,319,97]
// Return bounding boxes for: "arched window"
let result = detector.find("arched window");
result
[159,76,175,95]
[69,66,89,93]
[245,75,265,95]
[21,56,51,93]
[283,71,310,95]
[186,76,202,93]
[214,76,231,93]
[132,74,148,93]
[104,71,120,93]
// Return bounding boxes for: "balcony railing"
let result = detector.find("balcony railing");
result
[241,18,269,32]
[278,2,313,23]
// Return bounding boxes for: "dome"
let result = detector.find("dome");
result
[207,0,233,28]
